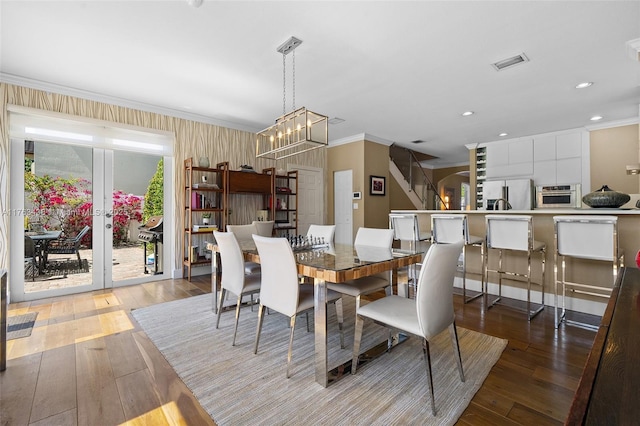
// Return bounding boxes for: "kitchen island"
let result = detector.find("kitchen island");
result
[391,209,640,316]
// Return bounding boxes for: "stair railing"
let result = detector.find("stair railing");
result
[389,144,449,210]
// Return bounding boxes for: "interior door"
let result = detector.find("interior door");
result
[293,165,323,235]
[334,170,353,245]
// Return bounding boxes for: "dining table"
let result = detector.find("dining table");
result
[26,230,63,274]
[208,239,423,387]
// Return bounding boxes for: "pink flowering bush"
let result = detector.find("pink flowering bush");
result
[25,173,143,246]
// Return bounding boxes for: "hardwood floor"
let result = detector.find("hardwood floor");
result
[1,276,595,425]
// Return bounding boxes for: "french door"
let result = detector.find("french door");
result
[9,112,172,302]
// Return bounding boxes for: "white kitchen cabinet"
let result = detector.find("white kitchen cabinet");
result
[556,132,582,159]
[556,157,582,184]
[533,160,557,185]
[486,143,509,168]
[534,135,556,161]
[509,138,533,164]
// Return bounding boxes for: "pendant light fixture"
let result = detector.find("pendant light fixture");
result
[256,36,328,160]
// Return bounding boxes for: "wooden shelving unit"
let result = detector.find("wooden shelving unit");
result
[182,158,226,280]
[266,169,298,235]
[182,159,299,280]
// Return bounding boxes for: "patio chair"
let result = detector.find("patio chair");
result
[24,236,37,281]
[46,225,91,269]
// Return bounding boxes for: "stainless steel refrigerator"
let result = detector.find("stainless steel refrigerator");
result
[482,178,534,210]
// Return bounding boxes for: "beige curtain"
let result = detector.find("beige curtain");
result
[0,83,325,274]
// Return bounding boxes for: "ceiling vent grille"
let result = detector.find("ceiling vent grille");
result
[491,53,529,71]
[411,139,426,144]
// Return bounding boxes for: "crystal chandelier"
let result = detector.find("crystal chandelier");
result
[256,36,328,160]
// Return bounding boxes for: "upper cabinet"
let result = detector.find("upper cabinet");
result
[533,131,586,186]
[486,137,533,178]
[474,129,589,206]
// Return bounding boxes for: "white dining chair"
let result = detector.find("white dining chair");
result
[252,220,274,237]
[252,234,345,378]
[351,240,465,416]
[227,223,261,274]
[213,231,262,345]
[327,227,395,323]
[306,224,336,244]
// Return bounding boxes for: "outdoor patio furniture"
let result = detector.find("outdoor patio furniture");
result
[46,226,91,269]
[24,236,37,281]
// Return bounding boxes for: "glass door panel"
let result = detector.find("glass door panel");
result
[111,150,164,286]
[23,140,101,294]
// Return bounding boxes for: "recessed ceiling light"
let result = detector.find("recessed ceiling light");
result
[462,111,474,116]
[590,115,603,121]
[575,82,593,89]
[499,133,508,137]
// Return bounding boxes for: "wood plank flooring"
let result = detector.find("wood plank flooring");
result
[1,276,596,425]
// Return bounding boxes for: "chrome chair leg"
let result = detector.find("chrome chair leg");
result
[253,304,266,354]
[286,315,296,379]
[449,322,465,382]
[422,339,436,416]
[216,288,227,329]
[231,295,242,346]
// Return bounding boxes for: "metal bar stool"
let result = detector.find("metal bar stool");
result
[431,214,485,303]
[389,213,431,296]
[553,215,623,329]
[484,215,546,321]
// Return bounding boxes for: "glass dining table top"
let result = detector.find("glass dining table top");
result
[237,242,421,280]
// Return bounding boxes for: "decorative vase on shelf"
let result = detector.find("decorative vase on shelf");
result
[198,157,210,168]
[202,217,210,225]
[582,185,630,208]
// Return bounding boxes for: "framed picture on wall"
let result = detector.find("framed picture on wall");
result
[369,175,386,196]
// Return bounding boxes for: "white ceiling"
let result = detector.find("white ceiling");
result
[1,1,639,167]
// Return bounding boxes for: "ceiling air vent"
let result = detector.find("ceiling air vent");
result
[411,139,426,144]
[491,53,529,71]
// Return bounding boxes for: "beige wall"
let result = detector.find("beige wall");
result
[327,139,391,235]
[389,174,416,210]
[363,141,390,228]
[590,124,640,194]
[0,83,325,273]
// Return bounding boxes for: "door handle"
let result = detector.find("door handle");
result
[105,212,113,218]
[105,224,112,229]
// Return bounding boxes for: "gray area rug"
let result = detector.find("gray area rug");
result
[132,294,507,426]
[7,312,38,340]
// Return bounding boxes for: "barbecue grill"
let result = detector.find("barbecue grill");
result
[138,216,163,274]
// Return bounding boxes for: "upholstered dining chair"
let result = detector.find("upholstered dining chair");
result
[227,223,261,274]
[306,224,336,244]
[213,231,262,345]
[351,240,465,416]
[252,220,274,237]
[252,234,345,378]
[326,227,395,317]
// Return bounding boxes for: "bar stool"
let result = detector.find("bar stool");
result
[389,213,430,295]
[431,214,485,303]
[553,215,623,329]
[484,215,546,321]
